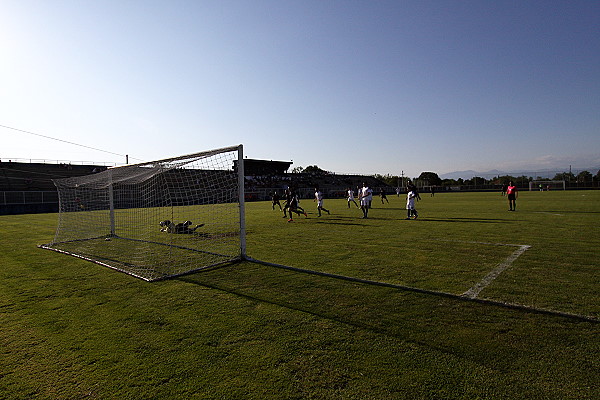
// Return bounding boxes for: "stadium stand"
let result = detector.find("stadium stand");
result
[0,159,391,215]
[0,161,109,215]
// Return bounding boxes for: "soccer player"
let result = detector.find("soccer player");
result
[160,220,205,233]
[347,187,359,208]
[507,181,518,211]
[314,187,330,217]
[407,182,421,201]
[359,182,373,219]
[271,191,282,211]
[379,189,389,204]
[283,187,307,222]
[406,189,418,219]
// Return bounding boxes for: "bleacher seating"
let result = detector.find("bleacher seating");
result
[1,159,392,213]
[244,172,391,201]
[0,161,109,215]
[0,161,108,192]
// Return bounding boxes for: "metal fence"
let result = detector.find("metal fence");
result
[1,191,59,205]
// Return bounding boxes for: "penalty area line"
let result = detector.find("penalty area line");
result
[427,239,532,300]
[243,255,598,323]
[462,244,531,299]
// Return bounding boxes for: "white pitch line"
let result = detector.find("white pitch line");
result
[462,244,531,299]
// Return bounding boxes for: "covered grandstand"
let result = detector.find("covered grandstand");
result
[0,159,391,215]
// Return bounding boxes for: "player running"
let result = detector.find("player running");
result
[379,189,389,204]
[347,187,359,208]
[314,186,331,217]
[283,187,307,222]
[271,191,282,211]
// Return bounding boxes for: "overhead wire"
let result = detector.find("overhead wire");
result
[0,124,146,163]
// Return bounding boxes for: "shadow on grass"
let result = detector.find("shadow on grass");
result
[178,260,599,388]
[306,215,389,224]
[533,210,600,214]
[314,220,366,226]
[309,215,519,224]
[416,217,516,223]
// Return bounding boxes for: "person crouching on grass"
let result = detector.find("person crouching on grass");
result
[314,186,330,217]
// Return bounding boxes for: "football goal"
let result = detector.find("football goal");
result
[529,180,566,191]
[40,145,246,281]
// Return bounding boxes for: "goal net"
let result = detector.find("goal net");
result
[529,180,566,191]
[40,145,246,281]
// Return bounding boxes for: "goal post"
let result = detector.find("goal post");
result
[40,145,246,281]
[529,180,566,191]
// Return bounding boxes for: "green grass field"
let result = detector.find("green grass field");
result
[1,190,599,399]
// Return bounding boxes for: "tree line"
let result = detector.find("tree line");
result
[374,170,600,188]
[290,165,600,188]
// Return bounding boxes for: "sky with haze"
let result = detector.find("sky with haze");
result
[1,0,599,178]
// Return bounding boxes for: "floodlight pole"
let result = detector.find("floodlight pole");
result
[237,144,246,259]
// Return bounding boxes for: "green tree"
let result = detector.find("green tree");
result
[417,172,442,186]
[303,165,327,175]
[441,178,458,186]
[553,172,575,181]
[576,170,592,183]
[464,176,488,186]
[374,174,401,187]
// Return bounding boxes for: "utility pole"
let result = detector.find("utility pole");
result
[401,170,405,189]
[569,165,572,182]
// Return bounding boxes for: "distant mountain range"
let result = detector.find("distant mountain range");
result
[440,167,600,181]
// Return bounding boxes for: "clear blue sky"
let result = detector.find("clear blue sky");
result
[2,0,599,178]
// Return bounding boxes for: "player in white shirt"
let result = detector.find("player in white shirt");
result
[406,189,418,219]
[359,183,373,219]
[314,187,330,217]
[347,187,359,208]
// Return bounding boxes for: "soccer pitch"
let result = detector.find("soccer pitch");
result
[248,190,599,319]
[1,190,598,399]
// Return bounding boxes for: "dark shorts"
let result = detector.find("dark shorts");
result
[508,193,516,200]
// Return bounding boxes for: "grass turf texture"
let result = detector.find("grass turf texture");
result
[0,190,598,399]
